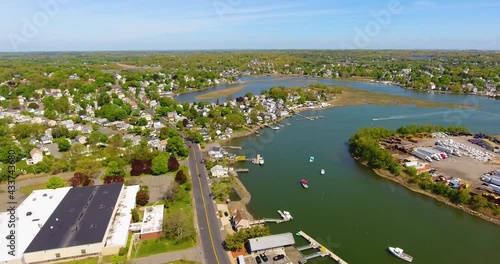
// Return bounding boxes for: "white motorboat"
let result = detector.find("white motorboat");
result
[320,169,325,175]
[388,247,413,262]
[259,158,264,165]
[283,211,293,220]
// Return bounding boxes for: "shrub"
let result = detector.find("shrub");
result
[168,156,180,171]
[175,170,187,185]
[136,189,149,206]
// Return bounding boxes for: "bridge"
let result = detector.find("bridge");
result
[296,231,348,264]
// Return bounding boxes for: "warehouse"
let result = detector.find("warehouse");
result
[0,187,72,264]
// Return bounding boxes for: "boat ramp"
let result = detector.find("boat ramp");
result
[296,231,348,264]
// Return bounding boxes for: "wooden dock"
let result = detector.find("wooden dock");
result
[248,210,292,225]
[295,113,324,121]
[296,231,348,264]
[224,146,242,150]
[234,168,249,173]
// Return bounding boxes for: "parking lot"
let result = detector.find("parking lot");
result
[242,251,291,264]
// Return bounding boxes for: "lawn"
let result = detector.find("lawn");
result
[19,182,48,195]
[57,258,98,264]
[135,183,196,259]
[164,261,201,264]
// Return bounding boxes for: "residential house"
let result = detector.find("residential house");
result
[40,135,53,144]
[148,139,164,151]
[81,125,93,134]
[61,120,75,130]
[233,210,250,230]
[166,112,177,121]
[208,147,223,160]
[210,165,229,178]
[75,135,88,145]
[29,148,43,165]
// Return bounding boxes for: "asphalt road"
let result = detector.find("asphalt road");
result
[188,143,230,264]
[119,83,229,264]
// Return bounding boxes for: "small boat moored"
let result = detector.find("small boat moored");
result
[309,156,314,162]
[388,247,413,262]
[300,179,309,189]
[320,169,325,175]
[283,211,293,220]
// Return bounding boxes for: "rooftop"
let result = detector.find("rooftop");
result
[247,233,295,252]
[105,185,140,248]
[24,183,124,253]
[0,187,72,261]
[141,205,164,234]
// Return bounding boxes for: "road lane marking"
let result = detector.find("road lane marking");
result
[193,146,221,264]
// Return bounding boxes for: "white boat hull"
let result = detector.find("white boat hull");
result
[388,247,413,262]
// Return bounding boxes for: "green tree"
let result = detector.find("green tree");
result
[136,189,149,206]
[57,138,71,152]
[46,176,65,189]
[75,157,102,179]
[470,195,488,210]
[151,153,169,175]
[105,160,125,177]
[163,210,194,242]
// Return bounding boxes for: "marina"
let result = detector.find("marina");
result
[296,231,348,264]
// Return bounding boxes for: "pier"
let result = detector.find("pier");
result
[234,168,249,173]
[296,231,348,264]
[248,210,292,225]
[295,113,324,121]
[224,146,242,150]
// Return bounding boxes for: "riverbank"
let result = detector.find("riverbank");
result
[358,159,500,226]
[194,86,245,100]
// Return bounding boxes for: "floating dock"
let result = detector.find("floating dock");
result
[296,231,348,264]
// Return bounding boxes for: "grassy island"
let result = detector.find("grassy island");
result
[349,124,500,225]
[194,86,245,100]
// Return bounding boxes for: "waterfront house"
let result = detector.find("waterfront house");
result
[208,147,223,160]
[233,210,250,230]
[29,148,43,165]
[210,165,229,178]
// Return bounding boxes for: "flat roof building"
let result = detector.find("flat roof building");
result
[0,183,140,264]
[140,205,164,240]
[0,187,72,264]
[246,233,295,253]
[103,185,140,252]
[23,183,124,264]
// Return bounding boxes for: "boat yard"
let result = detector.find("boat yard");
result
[385,134,500,191]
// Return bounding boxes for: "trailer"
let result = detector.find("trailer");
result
[411,150,432,162]
[435,145,453,154]
[490,176,500,187]
[490,184,500,195]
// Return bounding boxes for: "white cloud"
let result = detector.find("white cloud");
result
[413,1,436,6]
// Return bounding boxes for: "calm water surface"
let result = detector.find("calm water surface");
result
[179,76,500,264]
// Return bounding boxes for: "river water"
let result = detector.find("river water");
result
[178,76,500,264]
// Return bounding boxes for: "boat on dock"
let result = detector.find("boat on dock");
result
[259,157,264,165]
[301,179,309,189]
[320,169,325,175]
[388,247,413,262]
[283,211,293,220]
[309,156,314,162]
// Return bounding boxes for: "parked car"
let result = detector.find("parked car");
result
[255,256,262,264]
[260,253,268,262]
[273,254,285,261]
[224,212,229,217]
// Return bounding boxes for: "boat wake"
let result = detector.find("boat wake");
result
[372,112,443,121]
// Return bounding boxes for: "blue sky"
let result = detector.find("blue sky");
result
[0,0,499,51]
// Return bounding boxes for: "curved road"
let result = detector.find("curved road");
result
[188,143,231,264]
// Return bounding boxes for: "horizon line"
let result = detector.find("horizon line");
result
[1,48,500,54]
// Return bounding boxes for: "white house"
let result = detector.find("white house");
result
[210,165,229,178]
[29,148,43,165]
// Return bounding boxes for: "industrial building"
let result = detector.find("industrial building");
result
[0,183,140,264]
[246,232,295,254]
